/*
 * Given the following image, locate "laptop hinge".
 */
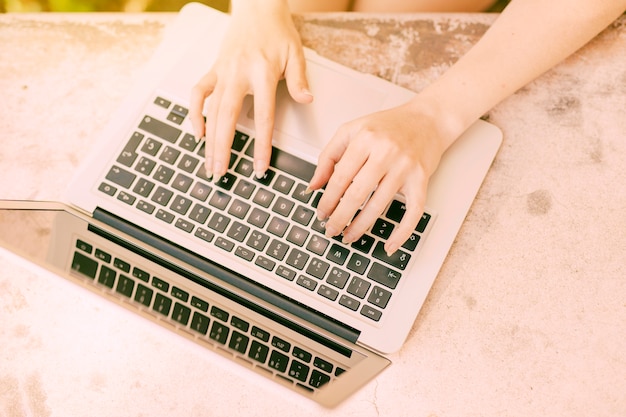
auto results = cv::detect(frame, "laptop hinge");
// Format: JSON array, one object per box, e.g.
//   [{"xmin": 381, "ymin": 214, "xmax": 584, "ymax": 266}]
[{"xmin": 92, "ymin": 207, "xmax": 361, "ymax": 347}]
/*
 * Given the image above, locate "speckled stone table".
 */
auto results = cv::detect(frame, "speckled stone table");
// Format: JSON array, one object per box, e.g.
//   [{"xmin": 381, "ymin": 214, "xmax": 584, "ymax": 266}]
[{"xmin": 1, "ymin": 11, "xmax": 625, "ymax": 417}]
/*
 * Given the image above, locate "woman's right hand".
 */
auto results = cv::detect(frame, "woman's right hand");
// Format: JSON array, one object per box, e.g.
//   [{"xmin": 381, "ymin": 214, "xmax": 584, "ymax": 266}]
[{"xmin": 189, "ymin": 0, "xmax": 313, "ymax": 181}]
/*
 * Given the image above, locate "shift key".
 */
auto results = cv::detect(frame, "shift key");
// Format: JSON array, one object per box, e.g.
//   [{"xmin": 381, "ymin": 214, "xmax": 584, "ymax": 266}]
[{"xmin": 139, "ymin": 115, "xmax": 181, "ymax": 143}]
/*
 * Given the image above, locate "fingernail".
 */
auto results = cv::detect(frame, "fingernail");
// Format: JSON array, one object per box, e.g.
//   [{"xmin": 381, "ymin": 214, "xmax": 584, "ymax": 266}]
[
  {"xmin": 213, "ymin": 161, "xmax": 224, "ymax": 180},
  {"xmin": 195, "ymin": 135, "xmax": 204, "ymax": 144},
  {"xmin": 254, "ymin": 160, "xmax": 265, "ymax": 179},
  {"xmin": 342, "ymin": 233, "xmax": 355, "ymax": 245},
  {"xmin": 304, "ymin": 187, "xmax": 313, "ymax": 195},
  {"xmin": 302, "ymin": 88, "xmax": 313, "ymax": 97},
  {"xmin": 317, "ymin": 210, "xmax": 327, "ymax": 221},
  {"xmin": 385, "ymin": 242, "xmax": 399, "ymax": 257},
  {"xmin": 325, "ymin": 224, "xmax": 338, "ymax": 237}
]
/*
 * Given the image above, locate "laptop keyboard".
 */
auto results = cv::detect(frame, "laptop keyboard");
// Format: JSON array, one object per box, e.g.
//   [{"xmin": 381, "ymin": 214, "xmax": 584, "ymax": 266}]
[
  {"xmin": 70, "ymin": 237, "xmax": 346, "ymax": 392},
  {"xmin": 98, "ymin": 94, "xmax": 433, "ymax": 324}
]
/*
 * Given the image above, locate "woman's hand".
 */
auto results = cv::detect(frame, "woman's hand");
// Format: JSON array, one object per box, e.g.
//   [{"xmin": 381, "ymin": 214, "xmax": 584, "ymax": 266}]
[
  {"xmin": 308, "ymin": 99, "xmax": 453, "ymax": 255},
  {"xmin": 189, "ymin": 0, "xmax": 313, "ymax": 180}
]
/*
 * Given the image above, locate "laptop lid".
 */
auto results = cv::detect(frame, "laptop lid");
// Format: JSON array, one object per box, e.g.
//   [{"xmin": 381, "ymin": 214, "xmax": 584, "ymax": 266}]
[
  {"xmin": 0, "ymin": 200, "xmax": 390, "ymax": 407},
  {"xmin": 65, "ymin": 3, "xmax": 502, "ymax": 354}
]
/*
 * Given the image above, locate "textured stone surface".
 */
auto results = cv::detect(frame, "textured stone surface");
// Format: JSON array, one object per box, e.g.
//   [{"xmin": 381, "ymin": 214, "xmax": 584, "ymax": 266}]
[{"xmin": 1, "ymin": 12, "xmax": 625, "ymax": 417}]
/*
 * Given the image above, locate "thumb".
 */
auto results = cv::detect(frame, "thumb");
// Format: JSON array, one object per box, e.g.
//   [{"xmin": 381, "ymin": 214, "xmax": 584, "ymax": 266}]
[{"xmin": 284, "ymin": 47, "xmax": 314, "ymax": 104}]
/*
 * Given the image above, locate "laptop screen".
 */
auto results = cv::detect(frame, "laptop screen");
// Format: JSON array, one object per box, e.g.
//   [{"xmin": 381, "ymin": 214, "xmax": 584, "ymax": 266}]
[{"xmin": 0, "ymin": 200, "xmax": 390, "ymax": 407}]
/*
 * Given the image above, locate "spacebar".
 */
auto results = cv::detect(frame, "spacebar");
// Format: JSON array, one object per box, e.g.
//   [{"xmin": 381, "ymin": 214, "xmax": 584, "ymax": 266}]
[{"xmin": 245, "ymin": 140, "xmax": 317, "ymax": 182}]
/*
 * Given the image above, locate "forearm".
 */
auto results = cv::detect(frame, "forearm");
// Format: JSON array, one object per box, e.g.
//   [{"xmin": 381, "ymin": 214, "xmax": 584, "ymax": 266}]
[{"xmin": 418, "ymin": 0, "xmax": 626, "ymax": 147}]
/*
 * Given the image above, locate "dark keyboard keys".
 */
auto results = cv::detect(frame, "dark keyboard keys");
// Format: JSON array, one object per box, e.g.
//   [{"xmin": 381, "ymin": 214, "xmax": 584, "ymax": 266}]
[
  {"xmin": 249, "ymin": 340, "xmax": 270, "ymax": 363},
  {"xmin": 209, "ymin": 321, "xmax": 229, "ymax": 344},
  {"xmin": 229, "ymin": 331, "xmax": 249, "ymax": 354},
  {"xmin": 367, "ymin": 262, "xmax": 402, "ymax": 289},
  {"xmin": 269, "ymin": 350, "xmax": 290, "ymax": 373},
  {"xmin": 416, "ymin": 212, "xmax": 432, "ymax": 233},
  {"xmin": 190, "ymin": 312, "xmax": 210, "ymax": 335},
  {"xmin": 134, "ymin": 284, "xmax": 153, "ymax": 307},
  {"xmin": 115, "ymin": 275, "xmax": 134, "ymax": 298},
  {"xmin": 172, "ymin": 303, "xmax": 191, "ymax": 326},
  {"xmin": 372, "ymin": 241, "xmax": 411, "ymax": 270},
  {"xmin": 117, "ymin": 132, "xmax": 143, "ymax": 167},
  {"xmin": 138, "ymin": 115, "xmax": 181, "ymax": 143},
  {"xmin": 71, "ymin": 251, "xmax": 98, "ymax": 279},
  {"xmin": 105, "ymin": 165, "xmax": 136, "ymax": 189}
]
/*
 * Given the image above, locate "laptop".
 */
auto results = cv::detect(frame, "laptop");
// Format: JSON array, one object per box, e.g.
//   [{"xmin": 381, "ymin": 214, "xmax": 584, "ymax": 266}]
[{"xmin": 0, "ymin": 2, "xmax": 502, "ymax": 407}]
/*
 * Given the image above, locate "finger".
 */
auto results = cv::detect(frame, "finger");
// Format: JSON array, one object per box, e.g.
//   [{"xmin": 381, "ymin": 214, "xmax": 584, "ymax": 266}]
[
  {"xmin": 284, "ymin": 46, "xmax": 314, "ymax": 104},
  {"xmin": 308, "ymin": 123, "xmax": 351, "ymax": 191},
  {"xmin": 384, "ymin": 177, "xmax": 428, "ymax": 256},
  {"xmin": 251, "ymin": 74, "xmax": 279, "ymax": 178},
  {"xmin": 189, "ymin": 71, "xmax": 217, "ymax": 140},
  {"xmin": 212, "ymin": 83, "xmax": 247, "ymax": 178}
]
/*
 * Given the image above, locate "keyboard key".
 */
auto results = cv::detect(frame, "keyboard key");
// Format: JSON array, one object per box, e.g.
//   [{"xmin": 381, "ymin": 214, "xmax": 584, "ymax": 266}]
[
  {"xmin": 113, "ymin": 258, "xmax": 130, "ymax": 273},
  {"xmin": 154, "ymin": 165, "xmax": 175, "ymax": 184},
  {"xmin": 346, "ymin": 252, "xmax": 369, "ymax": 274},
  {"xmin": 207, "ymin": 213, "xmax": 230, "ymax": 233},
  {"xmin": 305, "ymin": 258, "xmax": 330, "ymax": 280},
  {"xmin": 267, "ymin": 217, "xmax": 289, "ymax": 237},
  {"xmin": 135, "ymin": 157, "xmax": 157, "ymax": 176},
  {"xmin": 159, "ymin": 145, "xmax": 180, "ymax": 164},
  {"xmin": 190, "ymin": 296, "xmax": 209, "ymax": 312},
  {"xmin": 306, "ymin": 235, "xmax": 329, "ymax": 256},
  {"xmin": 248, "ymin": 340, "xmax": 269, "ymax": 363},
  {"xmin": 273, "ymin": 174, "xmax": 295, "ymax": 194},
  {"xmin": 372, "ymin": 242, "xmax": 411, "ymax": 270},
  {"xmin": 226, "ymin": 222, "xmax": 250, "ymax": 242},
  {"xmin": 271, "ymin": 336, "xmax": 291, "ymax": 352},
  {"xmin": 190, "ymin": 182, "xmax": 212, "ymax": 202},
  {"xmin": 368, "ymin": 286, "xmax": 392, "ymax": 309},
  {"xmin": 190, "ymin": 312, "xmax": 210, "ymax": 335},
  {"xmin": 351, "ymin": 234, "xmax": 375, "ymax": 253},
  {"xmin": 155, "ymin": 209, "xmax": 175, "ymax": 224},
  {"xmin": 309, "ymin": 370, "xmax": 331, "ymax": 389},
  {"xmin": 416, "ymin": 212, "xmax": 432, "ymax": 233},
  {"xmin": 117, "ymin": 132, "xmax": 143, "ymax": 167},
  {"xmin": 115, "ymin": 275, "xmax": 134, "ymax": 298},
  {"xmin": 154, "ymin": 96, "xmax": 171, "ymax": 109},
  {"xmin": 153, "ymin": 293, "xmax": 172, "ymax": 316},
  {"xmin": 276, "ymin": 265, "xmax": 297, "ymax": 281},
  {"xmin": 253, "ymin": 168, "xmax": 275, "ymax": 186},
  {"xmin": 286, "ymin": 225, "xmax": 309, "ymax": 246},
  {"xmin": 141, "ymin": 138, "xmax": 161, "ymax": 156},
  {"xmin": 231, "ymin": 316, "xmax": 250, "ymax": 332},
  {"xmin": 246, "ymin": 230, "xmax": 270, "ymax": 251},
  {"xmin": 229, "ymin": 331, "xmax": 250, "ymax": 354},
  {"xmin": 269, "ymin": 350, "xmax": 289, "ymax": 373},
  {"xmin": 317, "ymin": 284, "xmax": 339, "ymax": 301},
  {"xmin": 327, "ymin": 267, "xmax": 350, "ymax": 289},
  {"xmin": 289, "ymin": 360, "xmax": 310, "ymax": 382},
  {"xmin": 233, "ymin": 179, "xmax": 256, "ymax": 199},
  {"xmin": 153, "ymin": 186, "xmax": 175, "ymax": 206},
  {"xmin": 75, "ymin": 239, "xmax": 93, "ymax": 254},
  {"xmin": 97, "ymin": 265, "xmax": 117, "ymax": 288},
  {"xmin": 98, "ymin": 182, "xmax": 117, "ymax": 196},
  {"xmin": 347, "ymin": 276, "xmax": 370, "ymax": 299},
  {"xmin": 291, "ymin": 205, "xmax": 314, "ymax": 226},
  {"xmin": 247, "ymin": 207, "xmax": 269, "ymax": 228},
  {"xmin": 272, "ymin": 196, "xmax": 294, "ymax": 217},
  {"xmin": 292, "ymin": 347, "xmax": 312, "ymax": 363},
  {"xmin": 175, "ymin": 218, "xmax": 194, "ymax": 233},
  {"xmin": 251, "ymin": 326, "xmax": 270, "ymax": 342},
  {"xmin": 171, "ymin": 287, "xmax": 189, "ymax": 302},
  {"xmin": 235, "ymin": 246, "xmax": 255, "ymax": 262},
  {"xmin": 371, "ymin": 218, "xmax": 394, "ymax": 240},
  {"xmin": 195, "ymin": 227, "xmax": 215, "ymax": 243},
  {"xmin": 385, "ymin": 199, "xmax": 406, "ymax": 222},
  {"xmin": 133, "ymin": 178, "xmax": 155, "ymax": 197},
  {"xmin": 285, "ymin": 248, "xmax": 309, "ymax": 270},
  {"xmin": 208, "ymin": 190, "xmax": 231, "ymax": 210},
  {"xmin": 170, "ymin": 195, "xmax": 192, "ymax": 215},
  {"xmin": 252, "ymin": 188, "xmax": 275, "ymax": 208},
  {"xmin": 215, "ymin": 172, "xmax": 237, "ymax": 191},
  {"xmin": 326, "ymin": 243, "xmax": 349, "ymax": 265},
  {"xmin": 235, "ymin": 158, "xmax": 254, "ymax": 177},
  {"xmin": 189, "ymin": 204, "xmax": 211, "ymax": 224},
  {"xmin": 232, "ymin": 130, "xmax": 250, "ymax": 152},
  {"xmin": 209, "ymin": 322, "xmax": 229, "ymax": 345},
  {"xmin": 171, "ymin": 173, "xmax": 193, "ymax": 193},
  {"xmin": 367, "ymin": 262, "xmax": 401, "ymax": 289},
  {"xmin": 179, "ymin": 133, "xmax": 199, "ymax": 152},
  {"xmin": 402, "ymin": 232, "xmax": 420, "ymax": 251},
  {"xmin": 138, "ymin": 115, "xmax": 181, "ymax": 143},
  {"xmin": 360, "ymin": 304, "xmax": 382, "ymax": 322},
  {"xmin": 339, "ymin": 294, "xmax": 360, "ymax": 311},
  {"xmin": 70, "ymin": 252, "xmax": 98, "ymax": 279},
  {"xmin": 105, "ymin": 165, "xmax": 136, "ymax": 189},
  {"xmin": 134, "ymin": 284, "xmax": 153, "ymax": 307},
  {"xmin": 94, "ymin": 249, "xmax": 111, "ymax": 263},
  {"xmin": 152, "ymin": 276, "xmax": 169, "ymax": 292},
  {"xmin": 228, "ymin": 199, "xmax": 251, "ymax": 219},
  {"xmin": 132, "ymin": 267, "xmax": 150, "ymax": 282},
  {"xmin": 210, "ymin": 305, "xmax": 229, "ymax": 322},
  {"xmin": 292, "ymin": 183, "xmax": 313, "ymax": 204},
  {"xmin": 297, "ymin": 275, "xmax": 318, "ymax": 291},
  {"xmin": 137, "ymin": 200, "xmax": 155, "ymax": 214},
  {"xmin": 172, "ymin": 303, "xmax": 191, "ymax": 325},
  {"xmin": 313, "ymin": 357, "xmax": 334, "ymax": 373},
  {"xmin": 266, "ymin": 240, "xmax": 289, "ymax": 261},
  {"xmin": 215, "ymin": 237, "xmax": 235, "ymax": 252},
  {"xmin": 255, "ymin": 256, "xmax": 276, "ymax": 272}
]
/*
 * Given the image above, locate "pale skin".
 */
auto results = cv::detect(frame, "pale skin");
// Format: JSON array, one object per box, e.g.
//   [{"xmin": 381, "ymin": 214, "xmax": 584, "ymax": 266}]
[{"xmin": 190, "ymin": 0, "xmax": 626, "ymax": 255}]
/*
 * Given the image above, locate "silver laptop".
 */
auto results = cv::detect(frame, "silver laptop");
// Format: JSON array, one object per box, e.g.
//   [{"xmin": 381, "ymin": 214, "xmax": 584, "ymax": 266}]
[{"xmin": 0, "ymin": 3, "xmax": 501, "ymax": 407}]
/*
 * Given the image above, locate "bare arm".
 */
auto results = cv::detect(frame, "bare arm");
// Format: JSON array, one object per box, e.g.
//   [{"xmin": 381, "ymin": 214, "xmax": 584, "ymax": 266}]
[{"xmin": 310, "ymin": 0, "xmax": 626, "ymax": 254}]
